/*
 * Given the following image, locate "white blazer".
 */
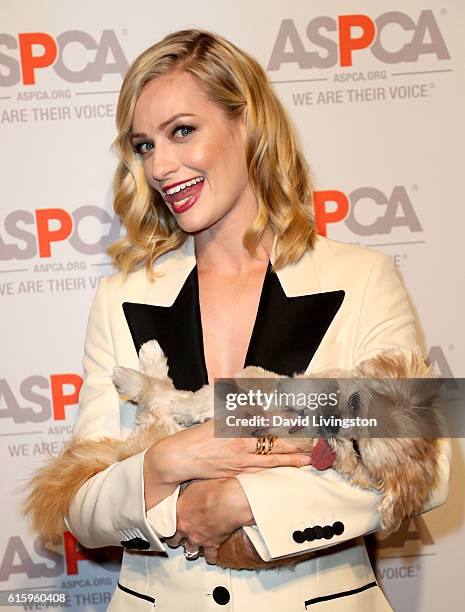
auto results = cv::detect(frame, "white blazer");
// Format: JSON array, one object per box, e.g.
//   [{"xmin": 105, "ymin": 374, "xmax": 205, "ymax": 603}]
[{"xmin": 66, "ymin": 234, "xmax": 451, "ymax": 612}]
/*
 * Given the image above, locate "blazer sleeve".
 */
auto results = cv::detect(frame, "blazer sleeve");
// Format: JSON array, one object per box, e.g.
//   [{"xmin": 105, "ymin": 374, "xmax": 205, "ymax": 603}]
[
  {"xmin": 235, "ymin": 253, "xmax": 452, "ymax": 561},
  {"xmin": 65, "ymin": 276, "xmax": 179, "ymax": 550}
]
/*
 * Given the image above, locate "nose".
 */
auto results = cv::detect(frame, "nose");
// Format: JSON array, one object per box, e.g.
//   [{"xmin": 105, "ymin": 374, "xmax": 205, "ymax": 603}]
[
  {"xmin": 149, "ymin": 141, "xmax": 179, "ymax": 185},
  {"xmin": 320, "ymin": 405, "xmax": 340, "ymax": 436},
  {"xmin": 321, "ymin": 421, "xmax": 340, "ymax": 436}
]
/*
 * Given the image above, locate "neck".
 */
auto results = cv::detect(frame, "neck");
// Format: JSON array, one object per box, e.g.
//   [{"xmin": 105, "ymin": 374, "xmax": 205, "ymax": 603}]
[{"xmin": 193, "ymin": 195, "xmax": 274, "ymax": 276}]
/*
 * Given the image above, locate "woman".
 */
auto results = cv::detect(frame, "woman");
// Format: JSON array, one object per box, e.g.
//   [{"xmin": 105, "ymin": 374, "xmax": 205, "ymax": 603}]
[{"xmin": 65, "ymin": 29, "xmax": 451, "ymax": 611}]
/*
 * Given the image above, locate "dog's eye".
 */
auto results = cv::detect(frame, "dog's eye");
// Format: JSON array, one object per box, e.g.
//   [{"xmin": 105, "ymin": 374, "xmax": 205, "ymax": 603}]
[{"xmin": 348, "ymin": 392, "xmax": 361, "ymax": 417}]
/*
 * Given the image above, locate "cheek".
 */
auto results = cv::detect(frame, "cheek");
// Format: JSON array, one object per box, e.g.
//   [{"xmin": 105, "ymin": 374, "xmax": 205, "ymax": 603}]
[
  {"xmin": 141, "ymin": 161, "xmax": 155, "ymax": 188},
  {"xmin": 189, "ymin": 132, "xmax": 236, "ymax": 174},
  {"xmin": 187, "ymin": 139, "xmax": 216, "ymax": 169}
]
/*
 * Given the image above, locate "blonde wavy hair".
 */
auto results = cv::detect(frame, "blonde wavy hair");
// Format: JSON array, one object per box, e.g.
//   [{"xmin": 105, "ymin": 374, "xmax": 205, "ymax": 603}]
[{"xmin": 108, "ymin": 28, "xmax": 316, "ymax": 279}]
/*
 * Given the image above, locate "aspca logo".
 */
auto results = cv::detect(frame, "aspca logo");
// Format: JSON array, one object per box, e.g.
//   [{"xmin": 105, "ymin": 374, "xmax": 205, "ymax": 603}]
[
  {"xmin": 375, "ymin": 515, "xmax": 434, "ymax": 556},
  {"xmin": 0, "ymin": 533, "xmax": 119, "ymax": 579},
  {"xmin": 0, "ymin": 373, "xmax": 82, "ymax": 423},
  {"xmin": 314, "ymin": 185, "xmax": 422, "ymax": 237},
  {"xmin": 426, "ymin": 345, "xmax": 455, "ymax": 378},
  {"xmin": 0, "ymin": 206, "xmax": 121, "ymax": 260},
  {"xmin": 268, "ymin": 10, "xmax": 450, "ymax": 70},
  {"xmin": 0, "ymin": 30, "xmax": 128, "ymax": 86}
]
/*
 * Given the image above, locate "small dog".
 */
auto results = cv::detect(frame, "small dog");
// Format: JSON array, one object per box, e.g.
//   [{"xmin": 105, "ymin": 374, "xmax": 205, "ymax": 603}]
[{"xmin": 23, "ymin": 341, "xmax": 445, "ymax": 570}]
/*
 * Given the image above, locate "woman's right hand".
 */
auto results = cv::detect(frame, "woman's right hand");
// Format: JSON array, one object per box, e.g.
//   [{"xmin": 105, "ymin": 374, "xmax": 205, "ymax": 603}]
[{"xmin": 143, "ymin": 420, "xmax": 313, "ymax": 510}]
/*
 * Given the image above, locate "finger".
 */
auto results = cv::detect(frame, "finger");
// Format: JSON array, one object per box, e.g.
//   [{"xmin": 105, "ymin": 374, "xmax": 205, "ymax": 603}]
[
  {"xmin": 165, "ymin": 532, "xmax": 186, "ymax": 548},
  {"xmin": 203, "ymin": 546, "xmax": 218, "ymax": 565},
  {"xmin": 275, "ymin": 437, "xmax": 315, "ymax": 453},
  {"xmin": 252, "ymin": 452, "xmax": 313, "ymax": 469},
  {"xmin": 245, "ymin": 436, "xmax": 314, "ymax": 455},
  {"xmin": 250, "ymin": 424, "xmax": 307, "ymax": 440}
]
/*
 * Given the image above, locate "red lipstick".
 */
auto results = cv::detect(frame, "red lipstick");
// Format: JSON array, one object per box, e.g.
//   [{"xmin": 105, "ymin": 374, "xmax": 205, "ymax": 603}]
[
  {"xmin": 164, "ymin": 181, "xmax": 204, "ymax": 214},
  {"xmin": 163, "ymin": 176, "xmax": 201, "ymax": 193}
]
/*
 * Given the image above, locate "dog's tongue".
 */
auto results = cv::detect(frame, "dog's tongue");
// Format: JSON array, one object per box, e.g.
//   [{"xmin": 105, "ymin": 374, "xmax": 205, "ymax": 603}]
[{"xmin": 311, "ymin": 438, "xmax": 335, "ymax": 470}]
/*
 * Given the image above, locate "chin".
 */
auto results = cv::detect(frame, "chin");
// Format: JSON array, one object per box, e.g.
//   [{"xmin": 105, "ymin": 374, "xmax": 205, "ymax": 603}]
[
  {"xmin": 175, "ymin": 216, "xmax": 209, "ymax": 234},
  {"xmin": 175, "ymin": 209, "xmax": 223, "ymax": 235}
]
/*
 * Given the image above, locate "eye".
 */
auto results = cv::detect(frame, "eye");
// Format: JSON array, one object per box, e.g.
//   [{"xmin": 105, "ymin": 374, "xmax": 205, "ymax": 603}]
[
  {"xmin": 348, "ymin": 392, "xmax": 361, "ymax": 417},
  {"xmin": 172, "ymin": 124, "xmax": 195, "ymax": 139},
  {"xmin": 133, "ymin": 141, "xmax": 154, "ymax": 155}
]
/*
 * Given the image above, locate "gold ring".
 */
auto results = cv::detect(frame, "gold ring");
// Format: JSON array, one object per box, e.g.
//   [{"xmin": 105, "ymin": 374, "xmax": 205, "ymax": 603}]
[
  {"xmin": 255, "ymin": 434, "xmax": 277, "ymax": 455},
  {"xmin": 255, "ymin": 436, "xmax": 266, "ymax": 455},
  {"xmin": 267, "ymin": 434, "xmax": 277, "ymax": 453}
]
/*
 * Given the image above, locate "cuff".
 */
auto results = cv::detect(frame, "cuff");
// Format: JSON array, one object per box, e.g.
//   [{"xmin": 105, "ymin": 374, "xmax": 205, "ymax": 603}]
[
  {"xmin": 146, "ymin": 486, "xmax": 180, "ymax": 538},
  {"xmin": 67, "ymin": 450, "xmax": 167, "ymax": 552},
  {"xmin": 235, "ymin": 466, "xmax": 381, "ymax": 560}
]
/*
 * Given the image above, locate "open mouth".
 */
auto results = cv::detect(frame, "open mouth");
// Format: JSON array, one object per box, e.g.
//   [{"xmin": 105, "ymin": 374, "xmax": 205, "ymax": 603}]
[{"xmin": 163, "ymin": 177, "xmax": 205, "ymax": 214}]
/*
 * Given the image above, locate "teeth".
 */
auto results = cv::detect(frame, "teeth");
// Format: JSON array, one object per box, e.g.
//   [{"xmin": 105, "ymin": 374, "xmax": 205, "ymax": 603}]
[
  {"xmin": 174, "ymin": 195, "xmax": 190, "ymax": 206},
  {"xmin": 166, "ymin": 176, "xmax": 204, "ymax": 195}
]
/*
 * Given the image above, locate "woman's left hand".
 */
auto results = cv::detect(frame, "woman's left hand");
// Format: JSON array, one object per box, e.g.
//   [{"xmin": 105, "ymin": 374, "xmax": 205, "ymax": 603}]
[{"xmin": 165, "ymin": 477, "xmax": 254, "ymax": 564}]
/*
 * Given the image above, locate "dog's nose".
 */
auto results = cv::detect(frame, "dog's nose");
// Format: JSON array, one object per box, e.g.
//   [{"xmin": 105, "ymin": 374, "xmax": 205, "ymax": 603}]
[
  {"xmin": 319, "ymin": 412, "xmax": 340, "ymax": 435},
  {"xmin": 317, "ymin": 405, "xmax": 341, "ymax": 436},
  {"xmin": 323, "ymin": 421, "xmax": 340, "ymax": 435}
]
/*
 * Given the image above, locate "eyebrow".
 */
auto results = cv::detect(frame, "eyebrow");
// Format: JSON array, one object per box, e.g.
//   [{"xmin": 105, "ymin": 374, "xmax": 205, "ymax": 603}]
[{"xmin": 131, "ymin": 113, "xmax": 197, "ymax": 139}]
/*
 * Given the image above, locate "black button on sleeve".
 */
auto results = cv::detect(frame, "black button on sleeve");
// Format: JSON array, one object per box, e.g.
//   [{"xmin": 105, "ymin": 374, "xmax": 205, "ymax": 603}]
[
  {"xmin": 212, "ymin": 586, "xmax": 230, "ymax": 605},
  {"xmin": 120, "ymin": 537, "xmax": 150, "ymax": 550},
  {"xmin": 313, "ymin": 525, "xmax": 324, "ymax": 539},
  {"xmin": 303, "ymin": 527, "xmax": 315, "ymax": 541},
  {"xmin": 292, "ymin": 530, "xmax": 305, "ymax": 543},
  {"xmin": 332, "ymin": 521, "xmax": 345, "ymax": 536},
  {"xmin": 323, "ymin": 525, "xmax": 334, "ymax": 539}
]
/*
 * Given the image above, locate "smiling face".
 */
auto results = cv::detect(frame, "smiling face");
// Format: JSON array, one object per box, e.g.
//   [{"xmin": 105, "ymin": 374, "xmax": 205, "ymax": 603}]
[{"xmin": 131, "ymin": 70, "xmax": 254, "ymax": 234}]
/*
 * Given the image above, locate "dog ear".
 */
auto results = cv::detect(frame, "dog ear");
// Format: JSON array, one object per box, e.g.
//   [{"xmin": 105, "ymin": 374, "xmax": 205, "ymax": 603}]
[
  {"xmin": 138, "ymin": 339, "xmax": 169, "ymax": 378},
  {"xmin": 112, "ymin": 367, "xmax": 146, "ymax": 402},
  {"xmin": 376, "ymin": 438, "xmax": 442, "ymax": 533}
]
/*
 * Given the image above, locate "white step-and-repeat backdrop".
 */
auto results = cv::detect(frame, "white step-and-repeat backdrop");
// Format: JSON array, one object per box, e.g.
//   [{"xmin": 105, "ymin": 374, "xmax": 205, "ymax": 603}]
[{"xmin": 1, "ymin": 0, "xmax": 464, "ymax": 610}]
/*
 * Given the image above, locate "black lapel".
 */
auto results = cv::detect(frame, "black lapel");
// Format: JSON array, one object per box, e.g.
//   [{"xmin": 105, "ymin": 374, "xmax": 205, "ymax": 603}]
[
  {"xmin": 123, "ymin": 267, "xmax": 207, "ymax": 392},
  {"xmin": 244, "ymin": 266, "xmax": 344, "ymax": 376},
  {"xmin": 123, "ymin": 264, "xmax": 344, "ymax": 391}
]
